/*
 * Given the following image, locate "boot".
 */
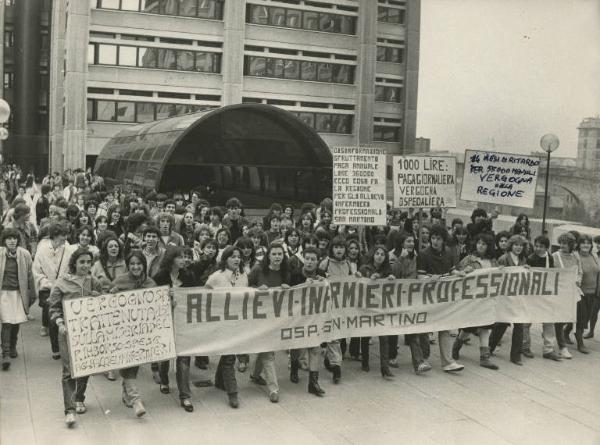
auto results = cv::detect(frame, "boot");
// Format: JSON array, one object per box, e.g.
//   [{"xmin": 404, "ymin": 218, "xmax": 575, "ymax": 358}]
[
  {"xmin": 290, "ymin": 359, "xmax": 299, "ymax": 384},
  {"xmin": 9, "ymin": 325, "xmax": 18, "ymax": 358},
  {"xmin": 332, "ymin": 365, "xmax": 341, "ymax": 384},
  {"xmin": 1, "ymin": 325, "xmax": 10, "ymax": 371},
  {"xmin": 575, "ymin": 333, "xmax": 590, "ymax": 354},
  {"xmin": 452, "ymin": 337, "xmax": 464, "ymax": 360},
  {"xmin": 1, "ymin": 353, "xmax": 9, "ymax": 371},
  {"xmin": 479, "ymin": 347, "xmax": 499, "ymax": 370},
  {"xmin": 308, "ymin": 371, "xmax": 325, "ymax": 397}
]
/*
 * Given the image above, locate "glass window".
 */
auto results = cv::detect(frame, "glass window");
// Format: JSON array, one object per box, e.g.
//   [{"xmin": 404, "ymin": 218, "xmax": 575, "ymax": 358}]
[
  {"xmin": 283, "ymin": 59, "xmax": 299, "ymax": 79},
  {"xmin": 119, "ymin": 46, "xmax": 138, "ymax": 66},
  {"xmin": 286, "ymin": 9, "xmax": 301, "ymax": 28},
  {"xmin": 136, "ymin": 102, "xmax": 155, "ymax": 122},
  {"xmin": 377, "ymin": 7, "xmax": 387, "ymax": 21},
  {"xmin": 270, "ymin": 7, "xmax": 286, "ymax": 26},
  {"xmin": 121, "ymin": 0, "xmax": 140, "ymax": 11},
  {"xmin": 315, "ymin": 114, "xmax": 333, "ymax": 133},
  {"xmin": 116, "ymin": 102, "xmax": 136, "ymax": 122},
  {"xmin": 141, "ymin": 0, "xmax": 159, "ymax": 13},
  {"xmin": 87, "ymin": 100, "xmax": 94, "ymax": 121},
  {"xmin": 387, "ymin": 87, "xmax": 401, "ymax": 102},
  {"xmin": 96, "ymin": 100, "xmax": 116, "ymax": 121},
  {"xmin": 177, "ymin": 50, "xmax": 195, "ymax": 70},
  {"xmin": 375, "ymin": 85, "xmax": 386, "ymax": 102},
  {"xmin": 319, "ymin": 14, "xmax": 337, "ymax": 32},
  {"xmin": 303, "ymin": 11, "xmax": 319, "ymax": 30},
  {"xmin": 335, "ymin": 115, "xmax": 352, "ymax": 134},
  {"xmin": 156, "ymin": 103, "xmax": 177, "ymax": 119},
  {"xmin": 317, "ymin": 63, "xmax": 332, "ymax": 82},
  {"xmin": 388, "ymin": 8, "xmax": 402, "ymax": 24},
  {"xmin": 138, "ymin": 47, "xmax": 157, "ymax": 68},
  {"xmin": 248, "ymin": 4, "xmax": 269, "ymax": 25},
  {"xmin": 87, "ymin": 44, "xmax": 96, "ymax": 64},
  {"xmin": 160, "ymin": 0, "xmax": 179, "ymax": 15},
  {"xmin": 297, "ymin": 112, "xmax": 315, "ymax": 128},
  {"xmin": 157, "ymin": 49, "xmax": 177, "ymax": 69},
  {"xmin": 97, "ymin": 44, "xmax": 117, "ymax": 64},
  {"xmin": 332, "ymin": 64, "xmax": 352, "ymax": 84},
  {"xmin": 338, "ymin": 15, "xmax": 355, "ymax": 34},
  {"xmin": 301, "ymin": 61, "xmax": 317, "ymax": 81},
  {"xmin": 99, "ymin": 0, "xmax": 120, "ymax": 9},
  {"xmin": 265, "ymin": 58, "xmax": 284, "ymax": 78},
  {"xmin": 376, "ymin": 46, "xmax": 387, "ymax": 62},
  {"xmin": 178, "ymin": 0, "xmax": 196, "ymax": 16},
  {"xmin": 246, "ymin": 56, "xmax": 266, "ymax": 76},
  {"xmin": 197, "ymin": 0, "xmax": 220, "ymax": 19},
  {"xmin": 390, "ymin": 47, "xmax": 402, "ymax": 63},
  {"xmin": 195, "ymin": 52, "xmax": 216, "ymax": 72}
]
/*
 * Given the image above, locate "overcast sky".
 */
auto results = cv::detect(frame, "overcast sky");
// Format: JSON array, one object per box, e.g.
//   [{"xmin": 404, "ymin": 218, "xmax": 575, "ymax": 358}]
[{"xmin": 416, "ymin": 0, "xmax": 600, "ymax": 158}]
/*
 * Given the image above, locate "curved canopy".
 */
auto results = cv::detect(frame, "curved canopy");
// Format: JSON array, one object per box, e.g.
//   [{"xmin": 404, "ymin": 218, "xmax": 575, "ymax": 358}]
[{"xmin": 95, "ymin": 104, "xmax": 333, "ymax": 206}]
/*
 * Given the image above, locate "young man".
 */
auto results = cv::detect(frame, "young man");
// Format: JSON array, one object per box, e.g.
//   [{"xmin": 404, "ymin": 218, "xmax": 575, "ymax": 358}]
[
  {"xmin": 142, "ymin": 227, "xmax": 165, "ymax": 278},
  {"xmin": 417, "ymin": 225, "xmax": 464, "ymax": 372},
  {"xmin": 157, "ymin": 213, "xmax": 185, "ymax": 248},
  {"xmin": 222, "ymin": 197, "xmax": 248, "ymax": 242}
]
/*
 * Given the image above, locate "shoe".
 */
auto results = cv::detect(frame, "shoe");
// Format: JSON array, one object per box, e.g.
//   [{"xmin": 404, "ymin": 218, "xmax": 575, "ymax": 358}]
[
  {"xmin": 543, "ymin": 352, "xmax": 562, "ymax": 362},
  {"xmin": 237, "ymin": 361, "xmax": 247, "ymax": 373},
  {"xmin": 559, "ymin": 347, "xmax": 572, "ymax": 359},
  {"xmin": 332, "ymin": 365, "xmax": 341, "ymax": 384},
  {"xmin": 52, "ymin": 352, "xmax": 61, "ymax": 360},
  {"xmin": 65, "ymin": 412, "xmax": 76, "ymax": 428},
  {"xmin": 105, "ymin": 370, "xmax": 117, "ymax": 381},
  {"xmin": 191, "ymin": 379, "xmax": 213, "ymax": 388},
  {"xmin": 388, "ymin": 358, "xmax": 399, "ymax": 368},
  {"xmin": 575, "ymin": 333, "xmax": 590, "ymax": 354},
  {"xmin": 180, "ymin": 399, "xmax": 194, "ymax": 412},
  {"xmin": 9, "ymin": 349, "xmax": 17, "ymax": 359},
  {"xmin": 290, "ymin": 359, "xmax": 299, "ymax": 384},
  {"xmin": 2, "ymin": 355, "xmax": 10, "ymax": 371},
  {"xmin": 269, "ymin": 391, "xmax": 279, "ymax": 403},
  {"xmin": 250, "ymin": 374, "xmax": 267, "ymax": 386},
  {"xmin": 511, "ymin": 359, "xmax": 523, "ymax": 366},
  {"xmin": 133, "ymin": 400, "xmax": 146, "ymax": 417},
  {"xmin": 75, "ymin": 402, "xmax": 86, "ymax": 414},
  {"xmin": 361, "ymin": 363, "xmax": 370, "ymax": 372},
  {"xmin": 228, "ymin": 393, "xmax": 239, "ymax": 409},
  {"xmin": 308, "ymin": 371, "xmax": 325, "ymax": 397},
  {"xmin": 381, "ymin": 368, "xmax": 394, "ymax": 379},
  {"xmin": 40, "ymin": 327, "xmax": 49, "ymax": 337},
  {"xmin": 416, "ymin": 361, "xmax": 432, "ymax": 374},
  {"xmin": 159, "ymin": 384, "xmax": 170, "ymax": 394},
  {"xmin": 583, "ymin": 331, "xmax": 594, "ymax": 339},
  {"xmin": 521, "ymin": 349, "xmax": 534, "ymax": 359},
  {"xmin": 479, "ymin": 347, "xmax": 499, "ymax": 370},
  {"xmin": 452, "ymin": 338, "xmax": 464, "ymax": 360},
  {"xmin": 442, "ymin": 362, "xmax": 464, "ymax": 373}
]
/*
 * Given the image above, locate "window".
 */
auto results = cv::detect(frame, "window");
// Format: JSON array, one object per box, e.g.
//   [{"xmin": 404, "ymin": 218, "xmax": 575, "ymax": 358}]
[
  {"xmin": 270, "ymin": 7, "xmax": 286, "ymax": 26},
  {"xmin": 373, "ymin": 125, "xmax": 401, "ymax": 142},
  {"xmin": 97, "ymin": 44, "xmax": 117, "ymax": 64},
  {"xmin": 247, "ymin": 56, "xmax": 266, "ymax": 76},
  {"xmin": 265, "ymin": 58, "xmax": 284, "ymax": 78},
  {"xmin": 377, "ymin": 6, "xmax": 405, "ymax": 24},
  {"xmin": 99, "ymin": 0, "xmax": 120, "ymax": 9},
  {"xmin": 284, "ymin": 60, "xmax": 299, "ymax": 79},
  {"xmin": 248, "ymin": 4, "xmax": 269, "ymax": 25},
  {"xmin": 375, "ymin": 85, "xmax": 402, "ymax": 102},
  {"xmin": 301, "ymin": 61, "xmax": 317, "ymax": 81},
  {"xmin": 160, "ymin": 0, "xmax": 179, "ymax": 15},
  {"xmin": 377, "ymin": 46, "xmax": 403, "ymax": 63},
  {"xmin": 142, "ymin": 0, "xmax": 160, "ymax": 13},
  {"xmin": 286, "ymin": 9, "xmax": 301, "ymax": 28},
  {"xmin": 157, "ymin": 49, "xmax": 177, "ymax": 70},
  {"xmin": 3, "ymin": 72, "xmax": 14, "ymax": 90},
  {"xmin": 195, "ymin": 52, "xmax": 220, "ymax": 72},
  {"xmin": 119, "ymin": 46, "xmax": 138, "ymax": 66},
  {"xmin": 98, "ymin": 0, "xmax": 223, "ymax": 18},
  {"xmin": 317, "ymin": 63, "xmax": 332, "ymax": 82},
  {"xmin": 178, "ymin": 0, "xmax": 196, "ymax": 16},
  {"xmin": 332, "ymin": 64, "xmax": 353, "ymax": 83},
  {"xmin": 303, "ymin": 11, "xmax": 319, "ymax": 30},
  {"xmin": 121, "ymin": 0, "xmax": 140, "ymax": 10},
  {"xmin": 297, "ymin": 113, "xmax": 315, "ymax": 128},
  {"xmin": 315, "ymin": 114, "xmax": 333, "ymax": 132},
  {"xmin": 177, "ymin": 50, "xmax": 195, "ymax": 71},
  {"xmin": 96, "ymin": 100, "xmax": 117, "ymax": 121},
  {"xmin": 88, "ymin": 44, "xmax": 96, "ymax": 64},
  {"xmin": 116, "ymin": 101, "xmax": 136, "ymax": 122},
  {"xmin": 138, "ymin": 47, "xmax": 158, "ymax": 68},
  {"xmin": 245, "ymin": 56, "xmax": 354, "ymax": 84}
]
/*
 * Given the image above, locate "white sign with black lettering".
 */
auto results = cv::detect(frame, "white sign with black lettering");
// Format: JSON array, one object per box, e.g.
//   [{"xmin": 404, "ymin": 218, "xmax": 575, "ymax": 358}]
[{"xmin": 332, "ymin": 147, "xmax": 387, "ymax": 226}]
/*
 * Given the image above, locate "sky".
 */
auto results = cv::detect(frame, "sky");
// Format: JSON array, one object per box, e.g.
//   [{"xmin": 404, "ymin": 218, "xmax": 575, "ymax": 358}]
[{"xmin": 416, "ymin": 0, "xmax": 600, "ymax": 158}]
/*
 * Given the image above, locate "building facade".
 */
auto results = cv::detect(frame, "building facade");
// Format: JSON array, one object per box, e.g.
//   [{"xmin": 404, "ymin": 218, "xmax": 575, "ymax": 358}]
[
  {"xmin": 48, "ymin": 0, "xmax": 420, "ymax": 172},
  {"xmin": 576, "ymin": 116, "xmax": 600, "ymax": 171}
]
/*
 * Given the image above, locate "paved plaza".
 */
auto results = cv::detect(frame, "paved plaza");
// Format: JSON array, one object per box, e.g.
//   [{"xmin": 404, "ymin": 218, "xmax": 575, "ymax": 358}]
[{"xmin": 2, "ymin": 306, "xmax": 600, "ymax": 445}]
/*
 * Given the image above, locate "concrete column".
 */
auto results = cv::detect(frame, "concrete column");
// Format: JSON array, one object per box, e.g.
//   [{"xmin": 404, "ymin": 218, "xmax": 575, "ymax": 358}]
[
  {"xmin": 0, "ymin": 1, "xmax": 5, "ymax": 99},
  {"xmin": 13, "ymin": 0, "xmax": 41, "ymax": 170},
  {"xmin": 221, "ymin": 0, "xmax": 245, "ymax": 105},
  {"xmin": 356, "ymin": 0, "xmax": 377, "ymax": 146},
  {"xmin": 403, "ymin": 0, "xmax": 420, "ymax": 154},
  {"xmin": 49, "ymin": 0, "xmax": 66, "ymax": 173},
  {"xmin": 62, "ymin": 1, "xmax": 90, "ymax": 170}
]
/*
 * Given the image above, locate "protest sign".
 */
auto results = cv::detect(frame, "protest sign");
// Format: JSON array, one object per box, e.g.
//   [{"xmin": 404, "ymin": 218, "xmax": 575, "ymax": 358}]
[
  {"xmin": 62, "ymin": 286, "xmax": 176, "ymax": 378},
  {"xmin": 461, "ymin": 150, "xmax": 541, "ymax": 208},
  {"xmin": 392, "ymin": 156, "xmax": 457, "ymax": 208},
  {"xmin": 332, "ymin": 146, "xmax": 387, "ymax": 226},
  {"xmin": 173, "ymin": 267, "xmax": 577, "ymax": 356}
]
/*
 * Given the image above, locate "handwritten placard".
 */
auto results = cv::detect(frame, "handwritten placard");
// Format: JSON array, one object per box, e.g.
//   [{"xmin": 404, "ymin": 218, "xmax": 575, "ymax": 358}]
[
  {"xmin": 332, "ymin": 147, "xmax": 387, "ymax": 226},
  {"xmin": 461, "ymin": 150, "xmax": 540, "ymax": 208},
  {"xmin": 63, "ymin": 286, "xmax": 176, "ymax": 378},
  {"xmin": 392, "ymin": 156, "xmax": 457, "ymax": 208}
]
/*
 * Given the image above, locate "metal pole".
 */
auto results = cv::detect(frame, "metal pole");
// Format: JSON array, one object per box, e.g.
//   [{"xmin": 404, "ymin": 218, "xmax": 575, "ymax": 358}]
[{"xmin": 542, "ymin": 150, "xmax": 551, "ymax": 234}]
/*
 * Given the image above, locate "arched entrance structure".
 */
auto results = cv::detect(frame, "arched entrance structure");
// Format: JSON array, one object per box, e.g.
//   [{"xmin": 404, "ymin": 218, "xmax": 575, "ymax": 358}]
[{"xmin": 94, "ymin": 104, "xmax": 333, "ymax": 206}]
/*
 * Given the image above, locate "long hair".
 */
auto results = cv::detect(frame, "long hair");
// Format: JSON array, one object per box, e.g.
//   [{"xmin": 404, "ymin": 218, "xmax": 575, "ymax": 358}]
[
  {"xmin": 218, "ymin": 246, "xmax": 244, "ymax": 273},
  {"xmin": 235, "ymin": 236, "xmax": 256, "ymax": 267},
  {"xmin": 125, "ymin": 249, "xmax": 148, "ymax": 278},
  {"xmin": 159, "ymin": 246, "xmax": 184, "ymax": 273},
  {"xmin": 393, "ymin": 231, "xmax": 415, "ymax": 259},
  {"xmin": 367, "ymin": 246, "xmax": 392, "ymax": 275},
  {"xmin": 75, "ymin": 224, "xmax": 96, "ymax": 246},
  {"xmin": 473, "ymin": 233, "xmax": 496, "ymax": 260},
  {"xmin": 68, "ymin": 248, "xmax": 94, "ymax": 274},
  {"xmin": 260, "ymin": 241, "xmax": 290, "ymax": 278}
]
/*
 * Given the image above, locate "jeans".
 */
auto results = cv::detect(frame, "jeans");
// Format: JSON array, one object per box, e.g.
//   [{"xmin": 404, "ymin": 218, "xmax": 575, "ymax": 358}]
[
  {"xmin": 437, "ymin": 330, "xmax": 456, "ymax": 367},
  {"xmin": 252, "ymin": 351, "xmax": 278, "ymax": 394},
  {"xmin": 59, "ymin": 330, "xmax": 89, "ymax": 413},
  {"xmin": 541, "ymin": 323, "xmax": 557, "ymax": 354},
  {"xmin": 490, "ymin": 323, "xmax": 524, "ymax": 362},
  {"xmin": 1, "ymin": 323, "xmax": 19, "ymax": 356},
  {"xmin": 120, "ymin": 366, "xmax": 141, "ymax": 404},
  {"xmin": 405, "ymin": 333, "xmax": 428, "ymax": 370},
  {"xmin": 578, "ymin": 294, "xmax": 594, "ymax": 334},
  {"xmin": 215, "ymin": 354, "xmax": 237, "ymax": 394},
  {"xmin": 554, "ymin": 323, "xmax": 566, "ymax": 349},
  {"xmin": 159, "ymin": 357, "xmax": 191, "ymax": 400},
  {"xmin": 290, "ymin": 347, "xmax": 320, "ymax": 371}
]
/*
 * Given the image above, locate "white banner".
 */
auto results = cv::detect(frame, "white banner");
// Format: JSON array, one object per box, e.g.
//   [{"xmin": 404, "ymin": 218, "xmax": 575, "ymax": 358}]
[
  {"xmin": 392, "ymin": 155, "xmax": 457, "ymax": 208},
  {"xmin": 332, "ymin": 146, "xmax": 387, "ymax": 226},
  {"xmin": 461, "ymin": 150, "xmax": 541, "ymax": 208}
]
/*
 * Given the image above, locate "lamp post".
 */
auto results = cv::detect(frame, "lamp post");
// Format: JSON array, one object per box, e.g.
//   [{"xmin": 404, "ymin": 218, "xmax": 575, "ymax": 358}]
[
  {"xmin": 540, "ymin": 133, "xmax": 560, "ymax": 234},
  {"xmin": 0, "ymin": 98, "xmax": 11, "ymax": 165}
]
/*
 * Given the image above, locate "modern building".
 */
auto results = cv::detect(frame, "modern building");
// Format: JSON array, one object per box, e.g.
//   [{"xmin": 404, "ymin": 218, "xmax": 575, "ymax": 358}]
[
  {"xmin": 0, "ymin": 0, "xmax": 52, "ymax": 174},
  {"xmin": 414, "ymin": 136, "xmax": 429, "ymax": 153},
  {"xmin": 47, "ymin": 0, "xmax": 421, "ymax": 173},
  {"xmin": 576, "ymin": 116, "xmax": 600, "ymax": 171}
]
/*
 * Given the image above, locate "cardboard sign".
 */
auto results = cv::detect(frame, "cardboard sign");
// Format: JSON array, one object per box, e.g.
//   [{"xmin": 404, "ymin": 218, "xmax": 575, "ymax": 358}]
[
  {"xmin": 392, "ymin": 156, "xmax": 457, "ymax": 208},
  {"xmin": 332, "ymin": 147, "xmax": 387, "ymax": 226},
  {"xmin": 461, "ymin": 150, "xmax": 541, "ymax": 208}
]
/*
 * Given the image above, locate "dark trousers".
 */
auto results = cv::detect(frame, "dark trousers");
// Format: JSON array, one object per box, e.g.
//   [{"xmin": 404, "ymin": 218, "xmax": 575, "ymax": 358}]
[
  {"xmin": 159, "ymin": 356, "xmax": 191, "ymax": 400},
  {"xmin": 405, "ymin": 333, "xmax": 428, "ymax": 370},
  {"xmin": 490, "ymin": 323, "xmax": 523, "ymax": 362},
  {"xmin": 587, "ymin": 296, "xmax": 600, "ymax": 333},
  {"xmin": 554, "ymin": 323, "xmax": 566, "ymax": 349},
  {"xmin": 577, "ymin": 294, "xmax": 594, "ymax": 334},
  {"xmin": 214, "ymin": 354, "xmax": 238, "ymax": 395},
  {"xmin": 387, "ymin": 335, "xmax": 399, "ymax": 360},
  {"xmin": 1, "ymin": 323, "xmax": 19, "ymax": 355},
  {"xmin": 359, "ymin": 336, "xmax": 390, "ymax": 371},
  {"xmin": 348, "ymin": 337, "xmax": 362, "ymax": 357},
  {"xmin": 41, "ymin": 294, "xmax": 60, "ymax": 354},
  {"xmin": 59, "ymin": 329, "xmax": 89, "ymax": 413}
]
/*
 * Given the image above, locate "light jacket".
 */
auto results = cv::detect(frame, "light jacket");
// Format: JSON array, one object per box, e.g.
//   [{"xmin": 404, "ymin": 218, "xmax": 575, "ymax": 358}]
[
  {"xmin": 91, "ymin": 258, "xmax": 127, "ymax": 292},
  {"xmin": 48, "ymin": 273, "xmax": 103, "ymax": 325},
  {"xmin": 0, "ymin": 247, "xmax": 36, "ymax": 313},
  {"xmin": 32, "ymin": 238, "xmax": 70, "ymax": 293},
  {"xmin": 205, "ymin": 269, "xmax": 249, "ymax": 288},
  {"xmin": 111, "ymin": 272, "xmax": 156, "ymax": 292}
]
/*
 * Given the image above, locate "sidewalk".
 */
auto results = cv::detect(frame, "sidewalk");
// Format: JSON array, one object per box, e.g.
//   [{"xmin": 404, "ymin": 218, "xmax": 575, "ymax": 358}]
[{"xmin": 2, "ymin": 306, "xmax": 600, "ymax": 445}]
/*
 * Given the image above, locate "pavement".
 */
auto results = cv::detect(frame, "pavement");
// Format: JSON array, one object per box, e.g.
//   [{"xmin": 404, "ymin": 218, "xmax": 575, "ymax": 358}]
[{"xmin": 2, "ymin": 305, "xmax": 600, "ymax": 445}]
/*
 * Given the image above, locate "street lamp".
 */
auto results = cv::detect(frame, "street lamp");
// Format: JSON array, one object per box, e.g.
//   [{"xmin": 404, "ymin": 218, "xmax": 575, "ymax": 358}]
[{"xmin": 540, "ymin": 133, "xmax": 560, "ymax": 234}]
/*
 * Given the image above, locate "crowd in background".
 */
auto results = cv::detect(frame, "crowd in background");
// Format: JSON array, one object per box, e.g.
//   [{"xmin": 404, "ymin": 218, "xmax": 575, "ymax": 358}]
[{"xmin": 0, "ymin": 164, "xmax": 598, "ymax": 428}]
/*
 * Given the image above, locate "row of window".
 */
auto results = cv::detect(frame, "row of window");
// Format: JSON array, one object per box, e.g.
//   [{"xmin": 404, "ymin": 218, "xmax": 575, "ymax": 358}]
[
  {"xmin": 88, "ymin": 43, "xmax": 222, "ymax": 73},
  {"xmin": 373, "ymin": 125, "xmax": 401, "ymax": 142},
  {"xmin": 87, "ymin": 99, "xmax": 214, "ymax": 122},
  {"xmin": 376, "ymin": 46, "xmax": 403, "ymax": 63},
  {"xmin": 291, "ymin": 112, "xmax": 352, "ymax": 134},
  {"xmin": 375, "ymin": 85, "xmax": 403, "ymax": 103},
  {"xmin": 96, "ymin": 0, "xmax": 224, "ymax": 20},
  {"xmin": 377, "ymin": 6, "xmax": 405, "ymax": 24},
  {"xmin": 581, "ymin": 139, "xmax": 600, "ymax": 150},
  {"xmin": 244, "ymin": 56, "xmax": 354, "ymax": 84},
  {"xmin": 246, "ymin": 4, "xmax": 356, "ymax": 35}
]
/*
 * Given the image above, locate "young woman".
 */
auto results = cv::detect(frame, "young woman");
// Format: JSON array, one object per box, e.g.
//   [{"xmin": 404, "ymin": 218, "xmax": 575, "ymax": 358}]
[
  {"xmin": 248, "ymin": 241, "xmax": 291, "ymax": 403},
  {"xmin": 573, "ymin": 234, "xmax": 598, "ymax": 354},
  {"xmin": 110, "ymin": 251, "xmax": 156, "ymax": 418},
  {"xmin": 284, "ymin": 228, "xmax": 301, "ymax": 258},
  {"xmin": 448, "ymin": 226, "xmax": 469, "ymax": 265},
  {"xmin": 215, "ymin": 227, "xmax": 231, "ymax": 261},
  {"xmin": 489, "ymin": 235, "xmax": 529, "ymax": 365},
  {"xmin": 297, "ymin": 211, "xmax": 315, "ymax": 238},
  {"xmin": 67, "ymin": 225, "xmax": 99, "ymax": 260},
  {"xmin": 179, "ymin": 211, "xmax": 197, "ymax": 247},
  {"xmin": 248, "ymin": 227, "xmax": 267, "ymax": 263},
  {"xmin": 192, "ymin": 225, "xmax": 212, "ymax": 261},
  {"xmin": 152, "ymin": 246, "xmax": 197, "ymax": 412},
  {"xmin": 451, "ymin": 233, "xmax": 499, "ymax": 370},
  {"xmin": 47, "ymin": 248, "xmax": 102, "ymax": 427},
  {"xmin": 107, "ymin": 205, "xmax": 124, "ymax": 238},
  {"xmin": 235, "ymin": 237, "xmax": 257, "ymax": 275},
  {"xmin": 192, "ymin": 238, "xmax": 219, "ymax": 286},
  {"xmin": 357, "ymin": 246, "xmax": 395, "ymax": 378},
  {"xmin": 0, "ymin": 228, "xmax": 36, "ymax": 371},
  {"xmin": 94, "ymin": 215, "xmax": 109, "ymax": 241},
  {"xmin": 91, "ymin": 237, "xmax": 126, "ymax": 293},
  {"xmin": 205, "ymin": 246, "xmax": 249, "ymax": 409}
]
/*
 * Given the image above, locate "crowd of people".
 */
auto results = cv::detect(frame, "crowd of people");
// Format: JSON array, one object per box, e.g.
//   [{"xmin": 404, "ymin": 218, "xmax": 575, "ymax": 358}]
[{"xmin": 0, "ymin": 164, "xmax": 598, "ymax": 428}]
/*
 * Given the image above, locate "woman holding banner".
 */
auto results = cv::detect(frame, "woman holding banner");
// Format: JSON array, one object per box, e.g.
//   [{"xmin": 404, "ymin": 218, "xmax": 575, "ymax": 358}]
[
  {"xmin": 47, "ymin": 248, "xmax": 103, "ymax": 428},
  {"xmin": 205, "ymin": 245, "xmax": 249, "ymax": 408},
  {"xmin": 110, "ymin": 250, "xmax": 156, "ymax": 418},
  {"xmin": 573, "ymin": 234, "xmax": 599, "ymax": 354}
]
